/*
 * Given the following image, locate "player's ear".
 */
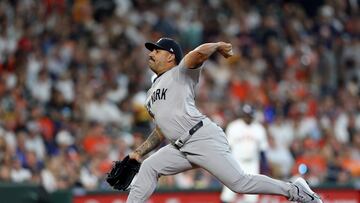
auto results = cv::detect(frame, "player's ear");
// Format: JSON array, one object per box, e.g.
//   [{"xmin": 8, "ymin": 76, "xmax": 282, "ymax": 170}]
[{"xmin": 167, "ymin": 53, "xmax": 176, "ymax": 64}]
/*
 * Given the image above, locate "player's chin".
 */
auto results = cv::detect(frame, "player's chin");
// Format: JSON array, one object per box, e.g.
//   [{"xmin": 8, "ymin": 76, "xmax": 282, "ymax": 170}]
[{"xmin": 149, "ymin": 64, "xmax": 157, "ymax": 73}]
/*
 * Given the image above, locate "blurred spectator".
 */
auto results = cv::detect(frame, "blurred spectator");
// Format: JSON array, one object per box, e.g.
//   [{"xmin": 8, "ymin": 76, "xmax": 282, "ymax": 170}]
[
  {"xmin": 10, "ymin": 157, "xmax": 31, "ymax": 183},
  {"xmin": 29, "ymin": 69, "xmax": 52, "ymax": 103},
  {"xmin": 174, "ymin": 170, "xmax": 196, "ymax": 189},
  {"xmin": 0, "ymin": 166, "xmax": 11, "ymax": 182},
  {"xmin": 80, "ymin": 158, "xmax": 102, "ymax": 190},
  {"xmin": 24, "ymin": 123, "xmax": 46, "ymax": 160},
  {"xmin": 82, "ymin": 123, "xmax": 110, "ymax": 156},
  {"xmin": 84, "ymin": 91, "xmax": 123, "ymax": 125},
  {"xmin": 41, "ymin": 158, "xmax": 59, "ymax": 192},
  {"xmin": 267, "ymin": 134, "xmax": 294, "ymax": 179}
]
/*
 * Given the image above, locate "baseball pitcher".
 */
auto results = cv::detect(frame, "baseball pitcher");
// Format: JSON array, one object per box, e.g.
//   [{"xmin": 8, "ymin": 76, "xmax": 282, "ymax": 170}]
[{"xmin": 107, "ymin": 37, "xmax": 322, "ymax": 203}]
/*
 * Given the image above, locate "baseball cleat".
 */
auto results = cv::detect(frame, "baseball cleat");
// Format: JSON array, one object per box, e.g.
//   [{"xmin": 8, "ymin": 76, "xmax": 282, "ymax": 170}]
[{"xmin": 289, "ymin": 177, "xmax": 323, "ymax": 203}]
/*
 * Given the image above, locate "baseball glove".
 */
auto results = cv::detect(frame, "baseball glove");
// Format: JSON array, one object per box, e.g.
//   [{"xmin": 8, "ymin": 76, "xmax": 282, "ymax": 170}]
[{"xmin": 106, "ymin": 155, "xmax": 141, "ymax": 190}]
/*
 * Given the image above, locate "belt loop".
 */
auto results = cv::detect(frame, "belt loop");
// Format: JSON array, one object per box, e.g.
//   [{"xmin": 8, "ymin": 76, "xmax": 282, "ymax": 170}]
[{"xmin": 189, "ymin": 121, "xmax": 203, "ymax": 135}]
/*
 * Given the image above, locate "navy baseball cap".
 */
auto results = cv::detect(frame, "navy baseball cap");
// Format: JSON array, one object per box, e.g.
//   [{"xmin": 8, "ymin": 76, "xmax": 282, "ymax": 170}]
[{"xmin": 145, "ymin": 38, "xmax": 183, "ymax": 64}]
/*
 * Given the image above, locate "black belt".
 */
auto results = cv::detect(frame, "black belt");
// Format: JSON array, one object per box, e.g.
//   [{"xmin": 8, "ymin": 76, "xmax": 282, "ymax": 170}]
[{"xmin": 174, "ymin": 120, "xmax": 203, "ymax": 149}]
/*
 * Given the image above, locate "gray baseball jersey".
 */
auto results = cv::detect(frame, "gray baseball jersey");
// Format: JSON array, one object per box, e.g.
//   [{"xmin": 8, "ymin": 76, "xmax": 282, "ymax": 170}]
[
  {"xmin": 145, "ymin": 60, "xmax": 206, "ymax": 142},
  {"xmin": 127, "ymin": 60, "xmax": 292, "ymax": 203}
]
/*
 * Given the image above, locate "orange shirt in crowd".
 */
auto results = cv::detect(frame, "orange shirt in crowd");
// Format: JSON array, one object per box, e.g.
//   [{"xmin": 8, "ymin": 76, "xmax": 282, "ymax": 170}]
[
  {"xmin": 230, "ymin": 80, "xmax": 250, "ymax": 102},
  {"xmin": 342, "ymin": 158, "xmax": 360, "ymax": 177},
  {"xmin": 292, "ymin": 154, "xmax": 327, "ymax": 175},
  {"xmin": 82, "ymin": 133, "xmax": 110, "ymax": 155}
]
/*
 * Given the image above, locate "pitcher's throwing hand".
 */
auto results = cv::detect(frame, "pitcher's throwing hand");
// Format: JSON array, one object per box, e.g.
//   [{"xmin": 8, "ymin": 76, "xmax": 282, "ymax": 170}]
[{"xmin": 217, "ymin": 42, "xmax": 233, "ymax": 58}]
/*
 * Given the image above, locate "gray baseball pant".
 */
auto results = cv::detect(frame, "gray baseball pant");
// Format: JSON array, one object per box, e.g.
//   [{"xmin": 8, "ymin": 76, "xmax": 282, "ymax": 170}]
[{"xmin": 126, "ymin": 119, "xmax": 291, "ymax": 203}]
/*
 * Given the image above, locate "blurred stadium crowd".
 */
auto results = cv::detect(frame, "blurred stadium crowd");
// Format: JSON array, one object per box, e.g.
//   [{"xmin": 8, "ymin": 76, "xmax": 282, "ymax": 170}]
[{"xmin": 0, "ymin": 0, "xmax": 359, "ymax": 193}]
